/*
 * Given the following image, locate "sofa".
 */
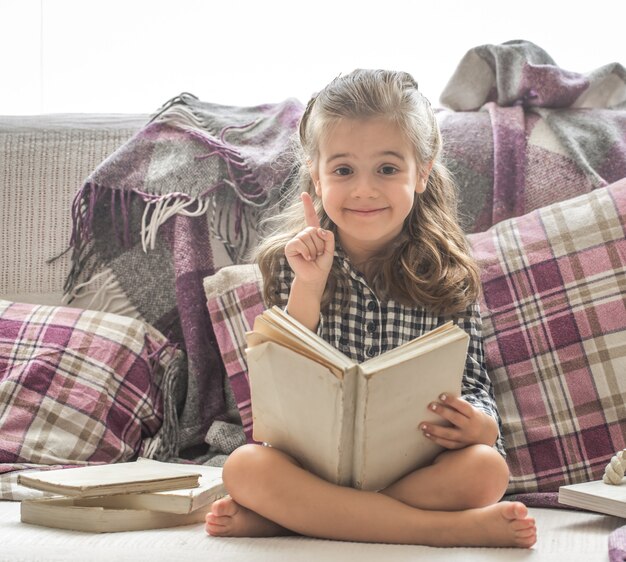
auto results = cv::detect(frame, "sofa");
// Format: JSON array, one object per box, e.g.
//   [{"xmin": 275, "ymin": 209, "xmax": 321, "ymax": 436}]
[{"xmin": 1, "ymin": 41, "xmax": 626, "ymax": 561}]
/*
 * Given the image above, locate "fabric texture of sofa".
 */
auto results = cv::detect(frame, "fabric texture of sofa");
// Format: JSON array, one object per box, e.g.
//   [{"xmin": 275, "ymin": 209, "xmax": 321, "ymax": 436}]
[{"xmin": 1, "ymin": 40, "xmax": 626, "ymax": 561}]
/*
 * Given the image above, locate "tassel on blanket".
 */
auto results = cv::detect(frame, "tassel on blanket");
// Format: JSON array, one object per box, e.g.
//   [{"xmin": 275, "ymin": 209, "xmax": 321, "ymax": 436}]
[
  {"xmin": 62, "ymin": 267, "xmax": 141, "ymax": 317},
  {"xmin": 141, "ymin": 196, "xmax": 210, "ymax": 252},
  {"xmin": 63, "ymin": 93, "xmax": 302, "ymax": 297},
  {"xmin": 141, "ymin": 346, "xmax": 186, "ymax": 461}
]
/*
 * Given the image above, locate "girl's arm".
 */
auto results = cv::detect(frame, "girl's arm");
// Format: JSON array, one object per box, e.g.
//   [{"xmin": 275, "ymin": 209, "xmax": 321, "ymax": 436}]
[{"xmin": 284, "ymin": 193, "xmax": 335, "ymax": 332}]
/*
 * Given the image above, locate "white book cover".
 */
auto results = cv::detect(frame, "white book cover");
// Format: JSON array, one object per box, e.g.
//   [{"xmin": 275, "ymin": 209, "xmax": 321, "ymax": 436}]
[
  {"xmin": 17, "ymin": 458, "xmax": 201, "ymax": 498},
  {"xmin": 20, "ymin": 497, "xmax": 213, "ymax": 533},
  {"xmin": 559, "ymin": 479, "xmax": 626, "ymax": 518}
]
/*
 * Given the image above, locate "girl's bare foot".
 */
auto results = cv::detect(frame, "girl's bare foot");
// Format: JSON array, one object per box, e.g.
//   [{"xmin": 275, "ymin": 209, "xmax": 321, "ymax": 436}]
[
  {"xmin": 205, "ymin": 496, "xmax": 292, "ymax": 538},
  {"xmin": 451, "ymin": 501, "xmax": 537, "ymax": 548}
]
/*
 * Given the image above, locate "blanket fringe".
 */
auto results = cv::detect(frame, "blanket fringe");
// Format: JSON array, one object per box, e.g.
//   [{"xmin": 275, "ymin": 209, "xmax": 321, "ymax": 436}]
[
  {"xmin": 141, "ymin": 196, "xmax": 210, "ymax": 253},
  {"xmin": 152, "ymin": 94, "xmax": 269, "ymax": 206},
  {"xmin": 62, "ymin": 267, "xmax": 141, "ymax": 317},
  {"xmin": 141, "ymin": 348, "xmax": 185, "ymax": 461}
]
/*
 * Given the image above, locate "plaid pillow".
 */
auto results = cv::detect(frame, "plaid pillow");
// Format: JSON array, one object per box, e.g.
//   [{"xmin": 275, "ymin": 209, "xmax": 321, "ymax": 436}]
[
  {"xmin": 0, "ymin": 300, "xmax": 182, "ymax": 499},
  {"xmin": 204, "ymin": 265, "xmax": 264, "ymax": 442},
  {"xmin": 469, "ymin": 178, "xmax": 626, "ymax": 494}
]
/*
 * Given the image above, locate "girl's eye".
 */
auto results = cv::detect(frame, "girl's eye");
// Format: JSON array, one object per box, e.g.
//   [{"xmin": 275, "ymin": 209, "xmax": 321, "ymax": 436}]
[
  {"xmin": 380, "ymin": 165, "xmax": 398, "ymax": 175},
  {"xmin": 333, "ymin": 166, "xmax": 352, "ymax": 176}
]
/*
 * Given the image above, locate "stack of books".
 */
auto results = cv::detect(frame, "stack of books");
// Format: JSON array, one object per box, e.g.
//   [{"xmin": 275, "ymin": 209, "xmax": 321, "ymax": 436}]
[{"xmin": 18, "ymin": 458, "xmax": 225, "ymax": 532}]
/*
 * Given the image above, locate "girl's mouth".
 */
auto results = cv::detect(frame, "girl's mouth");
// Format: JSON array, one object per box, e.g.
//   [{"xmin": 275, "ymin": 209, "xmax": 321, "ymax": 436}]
[{"xmin": 346, "ymin": 207, "xmax": 387, "ymax": 216}]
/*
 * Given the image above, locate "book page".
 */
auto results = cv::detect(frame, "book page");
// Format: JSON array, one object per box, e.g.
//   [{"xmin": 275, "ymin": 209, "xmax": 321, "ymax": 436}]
[
  {"xmin": 248, "ymin": 341, "xmax": 354, "ymax": 485},
  {"xmin": 352, "ymin": 333, "xmax": 468, "ymax": 491},
  {"xmin": 559, "ymin": 479, "xmax": 626, "ymax": 518},
  {"xmin": 249, "ymin": 308, "xmax": 352, "ymax": 377},
  {"xmin": 20, "ymin": 498, "xmax": 211, "ymax": 532},
  {"xmin": 264, "ymin": 307, "xmax": 353, "ymax": 369}
]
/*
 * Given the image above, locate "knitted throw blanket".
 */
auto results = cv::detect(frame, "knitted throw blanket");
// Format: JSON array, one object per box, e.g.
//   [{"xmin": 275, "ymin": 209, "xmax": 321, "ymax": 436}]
[
  {"xmin": 65, "ymin": 93, "xmax": 303, "ymax": 461},
  {"xmin": 438, "ymin": 40, "xmax": 626, "ymax": 233}
]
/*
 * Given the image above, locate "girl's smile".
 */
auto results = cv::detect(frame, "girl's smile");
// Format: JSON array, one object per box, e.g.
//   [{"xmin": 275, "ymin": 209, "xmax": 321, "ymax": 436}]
[{"xmin": 344, "ymin": 206, "xmax": 389, "ymax": 216}]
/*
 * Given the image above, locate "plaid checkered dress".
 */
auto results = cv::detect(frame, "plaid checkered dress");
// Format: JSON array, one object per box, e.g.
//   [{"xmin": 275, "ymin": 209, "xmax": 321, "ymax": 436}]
[{"xmin": 277, "ymin": 247, "xmax": 505, "ymax": 456}]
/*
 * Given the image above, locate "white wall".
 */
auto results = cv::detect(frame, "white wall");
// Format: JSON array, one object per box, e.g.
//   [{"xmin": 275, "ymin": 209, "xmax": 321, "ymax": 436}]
[{"xmin": 1, "ymin": 0, "xmax": 625, "ymax": 114}]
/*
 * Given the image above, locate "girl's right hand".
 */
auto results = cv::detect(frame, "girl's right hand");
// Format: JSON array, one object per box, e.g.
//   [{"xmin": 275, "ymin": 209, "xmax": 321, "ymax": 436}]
[{"xmin": 284, "ymin": 192, "xmax": 335, "ymax": 288}]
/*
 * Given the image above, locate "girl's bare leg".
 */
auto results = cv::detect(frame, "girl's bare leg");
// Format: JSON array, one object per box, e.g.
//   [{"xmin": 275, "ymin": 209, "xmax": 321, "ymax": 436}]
[
  {"xmin": 380, "ymin": 444, "xmax": 510, "ymax": 510},
  {"xmin": 205, "ymin": 444, "xmax": 536, "ymax": 547}
]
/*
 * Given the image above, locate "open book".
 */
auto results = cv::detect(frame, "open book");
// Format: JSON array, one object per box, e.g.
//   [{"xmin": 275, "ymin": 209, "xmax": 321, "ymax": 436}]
[
  {"xmin": 246, "ymin": 306, "xmax": 469, "ymax": 491},
  {"xmin": 19, "ymin": 459, "xmax": 226, "ymax": 532},
  {"xmin": 559, "ymin": 479, "xmax": 626, "ymax": 518}
]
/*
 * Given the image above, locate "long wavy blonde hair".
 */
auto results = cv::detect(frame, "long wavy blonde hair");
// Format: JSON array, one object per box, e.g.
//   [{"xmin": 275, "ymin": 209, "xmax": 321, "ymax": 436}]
[{"xmin": 254, "ymin": 69, "xmax": 480, "ymax": 316}]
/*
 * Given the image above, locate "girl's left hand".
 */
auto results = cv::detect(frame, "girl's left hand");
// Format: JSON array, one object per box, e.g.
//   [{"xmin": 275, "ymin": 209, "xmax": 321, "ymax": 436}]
[{"xmin": 419, "ymin": 394, "xmax": 498, "ymax": 449}]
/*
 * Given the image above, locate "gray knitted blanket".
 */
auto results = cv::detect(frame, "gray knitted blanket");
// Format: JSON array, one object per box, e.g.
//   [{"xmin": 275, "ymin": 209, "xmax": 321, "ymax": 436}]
[
  {"xmin": 438, "ymin": 40, "xmax": 626, "ymax": 232},
  {"xmin": 65, "ymin": 93, "xmax": 303, "ymax": 463}
]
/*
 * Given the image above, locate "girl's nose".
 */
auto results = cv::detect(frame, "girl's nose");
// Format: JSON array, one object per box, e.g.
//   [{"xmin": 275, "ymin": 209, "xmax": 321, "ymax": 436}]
[{"xmin": 351, "ymin": 179, "xmax": 377, "ymax": 198}]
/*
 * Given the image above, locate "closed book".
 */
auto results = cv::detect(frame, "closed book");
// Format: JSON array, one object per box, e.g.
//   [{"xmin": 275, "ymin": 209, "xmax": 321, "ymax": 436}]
[
  {"xmin": 17, "ymin": 458, "xmax": 201, "ymax": 498},
  {"xmin": 20, "ymin": 497, "xmax": 212, "ymax": 533},
  {"xmin": 558, "ymin": 479, "xmax": 626, "ymax": 518}
]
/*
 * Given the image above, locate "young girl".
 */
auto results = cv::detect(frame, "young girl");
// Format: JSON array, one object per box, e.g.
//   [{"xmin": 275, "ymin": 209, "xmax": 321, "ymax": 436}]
[{"xmin": 205, "ymin": 69, "xmax": 537, "ymax": 548}]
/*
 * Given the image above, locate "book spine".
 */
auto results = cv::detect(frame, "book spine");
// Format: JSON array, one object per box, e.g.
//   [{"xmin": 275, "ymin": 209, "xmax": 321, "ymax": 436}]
[
  {"xmin": 337, "ymin": 366, "xmax": 358, "ymax": 486},
  {"xmin": 351, "ymin": 367, "xmax": 368, "ymax": 489}
]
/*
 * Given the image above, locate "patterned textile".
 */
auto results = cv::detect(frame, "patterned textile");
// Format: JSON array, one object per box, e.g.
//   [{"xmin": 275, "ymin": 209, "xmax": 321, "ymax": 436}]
[
  {"xmin": 204, "ymin": 265, "xmax": 265, "ymax": 441},
  {"xmin": 0, "ymin": 299, "xmax": 183, "ymax": 500},
  {"xmin": 62, "ymin": 94, "xmax": 303, "ymax": 462},
  {"xmin": 274, "ymin": 248, "xmax": 505, "ymax": 456},
  {"xmin": 437, "ymin": 40, "xmax": 626, "ymax": 233},
  {"xmin": 468, "ymin": 178, "xmax": 626, "ymax": 494}
]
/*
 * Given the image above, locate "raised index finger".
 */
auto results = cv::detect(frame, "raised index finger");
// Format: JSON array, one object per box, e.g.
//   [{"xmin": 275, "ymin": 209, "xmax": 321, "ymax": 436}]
[{"xmin": 301, "ymin": 192, "xmax": 321, "ymax": 228}]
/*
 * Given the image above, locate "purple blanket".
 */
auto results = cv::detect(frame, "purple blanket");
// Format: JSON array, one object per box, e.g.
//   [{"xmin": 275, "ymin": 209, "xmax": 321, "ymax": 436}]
[
  {"xmin": 438, "ymin": 40, "xmax": 626, "ymax": 232},
  {"xmin": 64, "ymin": 94, "xmax": 303, "ymax": 462}
]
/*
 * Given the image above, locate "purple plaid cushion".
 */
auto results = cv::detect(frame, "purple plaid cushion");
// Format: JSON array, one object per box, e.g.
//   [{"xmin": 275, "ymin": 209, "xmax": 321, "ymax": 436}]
[
  {"xmin": 204, "ymin": 265, "xmax": 264, "ymax": 442},
  {"xmin": 469, "ymin": 178, "xmax": 626, "ymax": 494},
  {"xmin": 0, "ymin": 300, "xmax": 181, "ymax": 498}
]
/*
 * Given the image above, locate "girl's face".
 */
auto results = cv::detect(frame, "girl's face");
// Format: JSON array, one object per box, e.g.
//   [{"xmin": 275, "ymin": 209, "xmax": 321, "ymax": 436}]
[{"xmin": 310, "ymin": 117, "xmax": 429, "ymax": 265}]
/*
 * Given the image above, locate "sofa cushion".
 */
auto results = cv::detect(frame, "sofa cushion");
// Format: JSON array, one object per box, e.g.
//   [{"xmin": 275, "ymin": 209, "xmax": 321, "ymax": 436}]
[
  {"xmin": 0, "ymin": 299, "xmax": 182, "ymax": 497},
  {"xmin": 469, "ymin": 178, "xmax": 626, "ymax": 494}
]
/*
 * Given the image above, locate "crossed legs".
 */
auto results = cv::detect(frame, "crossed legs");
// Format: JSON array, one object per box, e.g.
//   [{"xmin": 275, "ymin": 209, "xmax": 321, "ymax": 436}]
[{"xmin": 205, "ymin": 444, "xmax": 536, "ymax": 547}]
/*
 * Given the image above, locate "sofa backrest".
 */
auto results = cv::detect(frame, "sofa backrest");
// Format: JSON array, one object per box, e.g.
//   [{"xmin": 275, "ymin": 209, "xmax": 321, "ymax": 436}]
[{"xmin": 0, "ymin": 114, "xmax": 147, "ymax": 305}]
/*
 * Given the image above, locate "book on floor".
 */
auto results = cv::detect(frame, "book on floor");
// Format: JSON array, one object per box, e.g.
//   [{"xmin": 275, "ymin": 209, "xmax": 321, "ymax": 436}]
[
  {"xmin": 246, "ymin": 306, "xmax": 469, "ymax": 492},
  {"xmin": 20, "ymin": 496, "xmax": 214, "ymax": 533},
  {"xmin": 19, "ymin": 459, "xmax": 226, "ymax": 532},
  {"xmin": 17, "ymin": 457, "xmax": 201, "ymax": 497},
  {"xmin": 558, "ymin": 478, "xmax": 626, "ymax": 518}
]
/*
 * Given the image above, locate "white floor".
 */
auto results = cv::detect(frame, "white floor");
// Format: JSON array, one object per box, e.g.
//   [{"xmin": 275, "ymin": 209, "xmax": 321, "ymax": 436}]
[{"xmin": 0, "ymin": 501, "xmax": 622, "ymax": 562}]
